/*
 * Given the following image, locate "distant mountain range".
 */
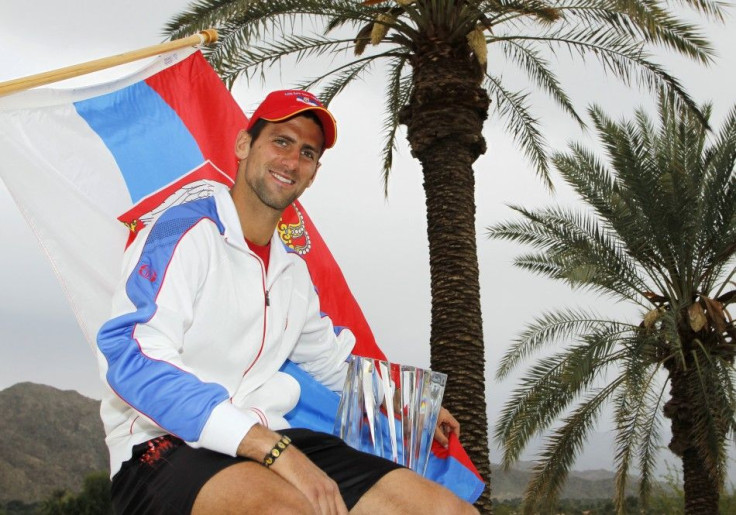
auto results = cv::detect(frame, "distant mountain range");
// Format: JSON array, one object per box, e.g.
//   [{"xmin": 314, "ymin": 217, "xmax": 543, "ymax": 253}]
[
  {"xmin": 0, "ymin": 382, "xmax": 633, "ymax": 504},
  {"xmin": 491, "ymin": 460, "xmax": 637, "ymax": 501},
  {"xmin": 0, "ymin": 382, "xmax": 107, "ymax": 504}
]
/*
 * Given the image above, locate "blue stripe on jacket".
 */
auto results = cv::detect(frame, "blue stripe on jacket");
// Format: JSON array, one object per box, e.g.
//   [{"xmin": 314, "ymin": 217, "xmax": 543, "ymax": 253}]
[{"xmin": 97, "ymin": 197, "xmax": 228, "ymax": 442}]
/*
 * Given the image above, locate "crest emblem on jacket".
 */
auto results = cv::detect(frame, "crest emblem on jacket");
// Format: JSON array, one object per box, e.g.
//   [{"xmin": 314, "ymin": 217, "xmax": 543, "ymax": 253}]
[{"xmin": 278, "ymin": 203, "xmax": 311, "ymax": 255}]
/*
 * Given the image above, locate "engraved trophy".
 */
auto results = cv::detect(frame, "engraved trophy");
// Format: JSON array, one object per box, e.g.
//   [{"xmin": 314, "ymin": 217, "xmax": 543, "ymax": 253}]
[{"xmin": 334, "ymin": 355, "xmax": 447, "ymax": 476}]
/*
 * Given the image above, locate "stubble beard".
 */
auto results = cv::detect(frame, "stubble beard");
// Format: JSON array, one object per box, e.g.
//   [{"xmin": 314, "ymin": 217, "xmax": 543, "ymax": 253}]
[{"xmin": 247, "ymin": 174, "xmax": 299, "ymax": 212}]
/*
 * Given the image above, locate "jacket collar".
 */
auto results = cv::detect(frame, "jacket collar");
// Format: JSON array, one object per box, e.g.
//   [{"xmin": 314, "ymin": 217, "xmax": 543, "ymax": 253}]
[{"xmin": 213, "ymin": 184, "xmax": 293, "ymax": 281}]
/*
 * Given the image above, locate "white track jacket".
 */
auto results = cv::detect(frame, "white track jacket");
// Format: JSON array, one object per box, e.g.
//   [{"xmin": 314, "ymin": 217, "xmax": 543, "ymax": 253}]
[{"xmin": 96, "ymin": 185, "xmax": 355, "ymax": 476}]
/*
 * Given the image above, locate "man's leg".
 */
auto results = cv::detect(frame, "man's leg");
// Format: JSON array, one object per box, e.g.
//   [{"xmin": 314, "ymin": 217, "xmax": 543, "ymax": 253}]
[
  {"xmin": 192, "ymin": 461, "xmax": 316, "ymax": 515},
  {"xmin": 113, "ymin": 435, "xmax": 322, "ymax": 514},
  {"xmin": 272, "ymin": 428, "xmax": 477, "ymax": 514},
  {"xmin": 351, "ymin": 468, "xmax": 479, "ymax": 515}
]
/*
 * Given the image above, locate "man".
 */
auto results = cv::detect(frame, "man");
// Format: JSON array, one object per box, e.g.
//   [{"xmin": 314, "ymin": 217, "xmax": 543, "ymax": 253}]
[{"xmin": 96, "ymin": 90, "xmax": 478, "ymax": 514}]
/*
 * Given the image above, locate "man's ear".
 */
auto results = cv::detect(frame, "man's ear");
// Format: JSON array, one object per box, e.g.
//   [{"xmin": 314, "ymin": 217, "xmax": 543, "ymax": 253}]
[{"xmin": 235, "ymin": 129, "xmax": 251, "ymax": 160}]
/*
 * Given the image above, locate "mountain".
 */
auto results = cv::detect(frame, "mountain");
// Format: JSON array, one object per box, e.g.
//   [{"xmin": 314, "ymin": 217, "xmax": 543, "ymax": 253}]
[
  {"xmin": 0, "ymin": 382, "xmax": 107, "ymax": 504},
  {"xmin": 491, "ymin": 462, "xmax": 637, "ymax": 500}
]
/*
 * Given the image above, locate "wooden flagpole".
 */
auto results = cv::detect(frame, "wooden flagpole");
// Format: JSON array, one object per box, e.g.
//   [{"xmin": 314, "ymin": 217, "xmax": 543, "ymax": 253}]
[{"xmin": 0, "ymin": 29, "xmax": 218, "ymax": 97}]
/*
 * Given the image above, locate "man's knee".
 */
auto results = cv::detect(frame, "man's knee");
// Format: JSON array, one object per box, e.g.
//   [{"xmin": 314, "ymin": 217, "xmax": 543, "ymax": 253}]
[
  {"xmin": 192, "ymin": 461, "xmax": 316, "ymax": 514},
  {"xmin": 414, "ymin": 484, "xmax": 479, "ymax": 515},
  {"xmin": 353, "ymin": 468, "xmax": 478, "ymax": 514},
  {"xmin": 247, "ymin": 487, "xmax": 316, "ymax": 515},
  {"xmin": 255, "ymin": 490, "xmax": 316, "ymax": 515}
]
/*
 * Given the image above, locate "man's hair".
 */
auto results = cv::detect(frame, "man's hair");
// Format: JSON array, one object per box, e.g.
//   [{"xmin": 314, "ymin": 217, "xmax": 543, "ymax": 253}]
[{"xmin": 247, "ymin": 111, "xmax": 325, "ymax": 154}]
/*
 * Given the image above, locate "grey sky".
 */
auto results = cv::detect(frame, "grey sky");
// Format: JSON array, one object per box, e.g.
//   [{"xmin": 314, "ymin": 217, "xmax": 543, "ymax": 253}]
[{"xmin": 0, "ymin": 1, "xmax": 734, "ymax": 474}]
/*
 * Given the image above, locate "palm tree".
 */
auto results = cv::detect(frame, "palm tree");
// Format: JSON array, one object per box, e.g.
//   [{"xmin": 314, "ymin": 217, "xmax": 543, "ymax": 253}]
[
  {"xmin": 488, "ymin": 94, "xmax": 736, "ymax": 514},
  {"xmin": 165, "ymin": 1, "xmax": 723, "ymax": 507}
]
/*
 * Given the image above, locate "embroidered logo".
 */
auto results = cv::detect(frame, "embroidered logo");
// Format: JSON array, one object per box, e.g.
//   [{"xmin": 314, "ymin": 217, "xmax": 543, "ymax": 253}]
[
  {"xmin": 124, "ymin": 219, "xmax": 143, "ymax": 233},
  {"xmin": 138, "ymin": 264, "xmax": 157, "ymax": 282},
  {"xmin": 296, "ymin": 94, "xmax": 320, "ymax": 107},
  {"xmin": 140, "ymin": 436, "xmax": 177, "ymax": 466}
]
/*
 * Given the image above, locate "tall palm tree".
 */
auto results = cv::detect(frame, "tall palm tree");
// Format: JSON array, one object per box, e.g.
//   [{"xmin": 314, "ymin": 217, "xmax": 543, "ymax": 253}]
[
  {"xmin": 488, "ymin": 94, "xmax": 736, "ymax": 514},
  {"xmin": 165, "ymin": 1, "xmax": 723, "ymax": 507}
]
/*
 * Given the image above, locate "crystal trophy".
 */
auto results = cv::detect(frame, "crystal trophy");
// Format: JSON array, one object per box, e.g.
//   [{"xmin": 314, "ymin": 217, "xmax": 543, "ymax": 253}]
[{"xmin": 334, "ymin": 355, "xmax": 447, "ymax": 476}]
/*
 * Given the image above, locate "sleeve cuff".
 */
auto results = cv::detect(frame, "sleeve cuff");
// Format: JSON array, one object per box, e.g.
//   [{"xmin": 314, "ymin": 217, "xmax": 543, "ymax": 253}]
[{"xmin": 188, "ymin": 399, "xmax": 258, "ymax": 456}]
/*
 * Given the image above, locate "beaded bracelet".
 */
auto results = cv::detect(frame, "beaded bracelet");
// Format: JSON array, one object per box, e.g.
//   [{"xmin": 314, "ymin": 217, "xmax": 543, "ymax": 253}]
[{"xmin": 262, "ymin": 434, "xmax": 292, "ymax": 468}]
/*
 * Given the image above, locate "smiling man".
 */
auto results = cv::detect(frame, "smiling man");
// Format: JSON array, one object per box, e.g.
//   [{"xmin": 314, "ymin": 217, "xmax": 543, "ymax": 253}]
[{"xmin": 96, "ymin": 90, "xmax": 477, "ymax": 514}]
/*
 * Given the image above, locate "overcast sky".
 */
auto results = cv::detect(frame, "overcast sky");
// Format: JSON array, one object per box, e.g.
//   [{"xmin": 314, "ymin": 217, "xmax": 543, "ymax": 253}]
[{"xmin": 0, "ymin": 1, "xmax": 734, "ymax": 473}]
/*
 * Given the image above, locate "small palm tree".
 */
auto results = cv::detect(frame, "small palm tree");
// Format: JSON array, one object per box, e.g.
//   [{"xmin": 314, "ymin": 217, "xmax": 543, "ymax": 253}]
[
  {"xmin": 488, "ymin": 94, "xmax": 736, "ymax": 514},
  {"xmin": 165, "ymin": 1, "xmax": 723, "ymax": 507}
]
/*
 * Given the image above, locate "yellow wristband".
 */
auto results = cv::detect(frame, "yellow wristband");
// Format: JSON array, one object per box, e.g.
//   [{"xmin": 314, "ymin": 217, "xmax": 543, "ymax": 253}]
[{"xmin": 262, "ymin": 434, "xmax": 292, "ymax": 468}]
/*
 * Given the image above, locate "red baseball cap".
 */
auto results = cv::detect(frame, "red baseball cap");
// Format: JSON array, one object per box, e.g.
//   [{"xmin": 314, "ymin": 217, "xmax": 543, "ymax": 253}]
[{"xmin": 247, "ymin": 90, "xmax": 337, "ymax": 149}]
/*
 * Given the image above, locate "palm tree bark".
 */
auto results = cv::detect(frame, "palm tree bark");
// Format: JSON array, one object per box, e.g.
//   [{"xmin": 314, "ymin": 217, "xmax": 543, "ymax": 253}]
[
  {"xmin": 665, "ymin": 367, "xmax": 720, "ymax": 514},
  {"xmin": 399, "ymin": 40, "xmax": 492, "ymax": 511},
  {"xmin": 682, "ymin": 447, "xmax": 720, "ymax": 514}
]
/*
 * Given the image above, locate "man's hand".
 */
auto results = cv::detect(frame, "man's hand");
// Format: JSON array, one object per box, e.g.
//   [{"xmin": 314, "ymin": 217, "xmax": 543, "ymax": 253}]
[
  {"xmin": 238, "ymin": 425, "xmax": 348, "ymax": 515},
  {"xmin": 270, "ymin": 443, "xmax": 348, "ymax": 515},
  {"xmin": 433, "ymin": 407, "xmax": 460, "ymax": 448}
]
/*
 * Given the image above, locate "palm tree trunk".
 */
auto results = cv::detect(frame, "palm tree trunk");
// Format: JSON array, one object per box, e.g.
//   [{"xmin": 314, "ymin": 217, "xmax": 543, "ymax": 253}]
[
  {"xmin": 665, "ymin": 368, "xmax": 720, "ymax": 514},
  {"xmin": 682, "ymin": 448, "xmax": 720, "ymax": 514},
  {"xmin": 399, "ymin": 41, "xmax": 492, "ymax": 511}
]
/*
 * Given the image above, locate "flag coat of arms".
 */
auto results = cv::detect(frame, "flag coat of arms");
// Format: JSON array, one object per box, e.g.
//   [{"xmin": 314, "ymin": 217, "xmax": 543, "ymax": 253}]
[{"xmin": 0, "ymin": 48, "xmax": 484, "ymax": 502}]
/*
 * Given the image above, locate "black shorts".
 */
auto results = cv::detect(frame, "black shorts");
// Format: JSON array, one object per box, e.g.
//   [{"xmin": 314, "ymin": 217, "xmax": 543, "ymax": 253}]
[{"xmin": 111, "ymin": 428, "xmax": 403, "ymax": 514}]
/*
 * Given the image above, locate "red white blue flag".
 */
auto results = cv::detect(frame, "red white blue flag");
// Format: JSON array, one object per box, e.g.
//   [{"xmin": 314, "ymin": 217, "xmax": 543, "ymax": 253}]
[{"xmin": 0, "ymin": 48, "xmax": 483, "ymax": 502}]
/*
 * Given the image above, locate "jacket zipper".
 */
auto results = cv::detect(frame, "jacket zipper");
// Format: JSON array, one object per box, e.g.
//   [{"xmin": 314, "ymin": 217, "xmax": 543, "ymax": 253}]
[{"xmin": 243, "ymin": 252, "xmax": 268, "ymax": 377}]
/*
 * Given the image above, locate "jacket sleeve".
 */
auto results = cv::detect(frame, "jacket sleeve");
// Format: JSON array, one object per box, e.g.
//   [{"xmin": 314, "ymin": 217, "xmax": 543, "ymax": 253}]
[
  {"xmin": 287, "ymin": 269, "xmax": 356, "ymax": 392},
  {"xmin": 96, "ymin": 207, "xmax": 257, "ymax": 457}
]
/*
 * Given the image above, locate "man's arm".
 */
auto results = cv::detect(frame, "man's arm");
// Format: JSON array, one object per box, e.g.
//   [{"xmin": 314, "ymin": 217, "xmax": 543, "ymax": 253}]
[
  {"xmin": 237, "ymin": 424, "xmax": 348, "ymax": 515},
  {"xmin": 97, "ymin": 205, "xmax": 258, "ymax": 457},
  {"xmin": 286, "ymin": 265, "xmax": 356, "ymax": 390}
]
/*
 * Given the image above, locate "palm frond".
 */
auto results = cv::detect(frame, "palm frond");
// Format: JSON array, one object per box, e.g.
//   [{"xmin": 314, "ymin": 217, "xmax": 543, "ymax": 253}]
[
  {"xmin": 170, "ymin": 0, "xmax": 335, "ymax": 44},
  {"xmin": 495, "ymin": 38, "xmax": 584, "ymax": 126},
  {"xmin": 293, "ymin": 56, "xmax": 376, "ymax": 103},
  {"xmin": 484, "ymin": 74, "xmax": 551, "ymax": 188},
  {"xmin": 509, "ymin": 25, "xmax": 706, "ymax": 125},
  {"xmin": 522, "ymin": 378, "xmax": 622, "ymax": 510},
  {"xmin": 567, "ymin": 0, "xmax": 715, "ymax": 64},
  {"xmin": 213, "ymin": 34, "xmax": 358, "ymax": 86},
  {"xmin": 496, "ymin": 331, "xmax": 623, "ymax": 466},
  {"xmin": 491, "ymin": 204, "xmax": 654, "ymax": 301},
  {"xmin": 496, "ymin": 309, "xmax": 627, "ymax": 379},
  {"xmin": 669, "ymin": 0, "xmax": 727, "ymax": 20},
  {"xmin": 165, "ymin": 0, "xmax": 255, "ymax": 39},
  {"xmin": 688, "ymin": 348, "xmax": 733, "ymax": 485},
  {"xmin": 697, "ymin": 105, "xmax": 736, "ymax": 290},
  {"xmin": 634, "ymin": 379, "xmax": 668, "ymax": 511},
  {"xmin": 551, "ymin": 132, "xmax": 678, "ymax": 300},
  {"xmin": 612, "ymin": 339, "xmax": 666, "ymax": 512},
  {"xmin": 479, "ymin": 0, "xmax": 563, "ymax": 26},
  {"xmin": 379, "ymin": 56, "xmax": 412, "ymax": 195}
]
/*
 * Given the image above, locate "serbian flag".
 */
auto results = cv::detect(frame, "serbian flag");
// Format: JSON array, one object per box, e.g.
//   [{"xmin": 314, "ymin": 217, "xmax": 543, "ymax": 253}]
[{"xmin": 0, "ymin": 47, "xmax": 483, "ymax": 502}]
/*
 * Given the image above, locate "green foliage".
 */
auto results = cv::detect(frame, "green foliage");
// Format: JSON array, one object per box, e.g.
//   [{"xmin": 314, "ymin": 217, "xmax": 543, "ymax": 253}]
[
  {"xmin": 488, "ymin": 95, "xmax": 736, "ymax": 513},
  {"xmin": 0, "ymin": 471, "xmax": 110, "ymax": 515},
  {"xmin": 492, "ymin": 471, "xmax": 736, "ymax": 513},
  {"xmin": 163, "ymin": 0, "xmax": 722, "ymax": 189},
  {"xmin": 492, "ymin": 495, "xmax": 677, "ymax": 514},
  {"xmin": 39, "ymin": 472, "xmax": 111, "ymax": 515},
  {"xmin": 0, "ymin": 500, "xmax": 39, "ymax": 515},
  {"xmin": 647, "ymin": 463, "xmax": 736, "ymax": 514}
]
